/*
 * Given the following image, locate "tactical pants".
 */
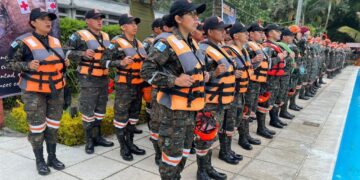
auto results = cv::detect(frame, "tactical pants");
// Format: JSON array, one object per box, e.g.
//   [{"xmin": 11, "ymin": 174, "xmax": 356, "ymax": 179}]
[
  {"xmin": 158, "ymin": 104, "xmax": 196, "ymax": 179},
  {"xmin": 113, "ymin": 84, "xmax": 142, "ymax": 129},
  {"xmin": 22, "ymin": 89, "xmax": 64, "ymax": 149},
  {"xmin": 223, "ymin": 93, "xmax": 245, "ymax": 135},
  {"xmin": 278, "ymin": 75, "xmax": 291, "ymax": 104},
  {"xmin": 194, "ymin": 104, "xmax": 225, "ymax": 157},
  {"xmin": 149, "ymin": 89, "xmax": 160, "ymax": 141},
  {"xmin": 265, "ymin": 76, "xmax": 282, "ymax": 108},
  {"xmin": 244, "ymin": 81, "xmax": 261, "ymax": 115},
  {"xmin": 79, "ymin": 86, "xmax": 108, "ymax": 129}
]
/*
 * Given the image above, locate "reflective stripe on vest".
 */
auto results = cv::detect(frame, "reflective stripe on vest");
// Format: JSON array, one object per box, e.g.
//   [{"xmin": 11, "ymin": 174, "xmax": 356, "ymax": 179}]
[
  {"xmin": 200, "ymin": 43, "xmax": 235, "ymax": 105},
  {"xmin": 77, "ymin": 30, "xmax": 110, "ymax": 77},
  {"xmin": 112, "ymin": 37, "xmax": 147, "ymax": 85},
  {"xmin": 224, "ymin": 45, "xmax": 253, "ymax": 93},
  {"xmin": 263, "ymin": 41, "xmax": 285, "ymax": 76},
  {"xmin": 17, "ymin": 33, "xmax": 65, "ymax": 93},
  {"xmin": 156, "ymin": 34, "xmax": 206, "ymax": 111}
]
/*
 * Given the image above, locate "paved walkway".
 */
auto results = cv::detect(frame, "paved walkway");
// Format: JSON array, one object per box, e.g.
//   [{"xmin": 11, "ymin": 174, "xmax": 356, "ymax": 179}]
[{"xmin": 0, "ymin": 66, "xmax": 357, "ymax": 180}]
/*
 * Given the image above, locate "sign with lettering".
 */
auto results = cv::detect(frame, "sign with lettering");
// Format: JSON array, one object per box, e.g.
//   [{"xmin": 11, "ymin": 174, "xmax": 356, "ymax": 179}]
[{"xmin": 0, "ymin": 0, "xmax": 60, "ymax": 98}]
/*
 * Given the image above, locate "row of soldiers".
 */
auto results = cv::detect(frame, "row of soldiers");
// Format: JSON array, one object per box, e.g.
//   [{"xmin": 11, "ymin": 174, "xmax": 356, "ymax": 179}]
[{"xmin": 5, "ymin": 0, "xmax": 350, "ymax": 179}]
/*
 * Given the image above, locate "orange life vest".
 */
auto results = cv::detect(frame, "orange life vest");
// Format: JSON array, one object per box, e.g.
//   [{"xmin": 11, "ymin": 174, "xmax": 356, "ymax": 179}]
[
  {"xmin": 17, "ymin": 33, "xmax": 65, "ymax": 93},
  {"xmin": 156, "ymin": 34, "xmax": 206, "ymax": 111},
  {"xmin": 263, "ymin": 40, "xmax": 285, "ymax": 76},
  {"xmin": 112, "ymin": 36, "xmax": 147, "ymax": 85},
  {"xmin": 77, "ymin": 30, "xmax": 110, "ymax": 77},
  {"xmin": 200, "ymin": 42, "xmax": 235, "ymax": 105},
  {"xmin": 247, "ymin": 41, "xmax": 268, "ymax": 82},
  {"xmin": 223, "ymin": 45, "xmax": 253, "ymax": 93}
]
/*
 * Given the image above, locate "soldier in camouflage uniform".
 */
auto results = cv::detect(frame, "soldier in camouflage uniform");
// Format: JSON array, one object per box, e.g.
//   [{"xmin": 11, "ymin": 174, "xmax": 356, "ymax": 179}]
[
  {"xmin": 6, "ymin": 8, "xmax": 67, "ymax": 175},
  {"xmin": 108, "ymin": 14, "xmax": 147, "ymax": 161},
  {"xmin": 277, "ymin": 28, "xmax": 296, "ymax": 120},
  {"xmin": 297, "ymin": 27, "xmax": 311, "ymax": 100},
  {"xmin": 288, "ymin": 25, "xmax": 304, "ymax": 111},
  {"xmin": 262, "ymin": 24, "xmax": 288, "ymax": 129},
  {"xmin": 140, "ymin": 1, "xmax": 209, "ymax": 179},
  {"xmin": 146, "ymin": 14, "xmax": 174, "ymax": 166},
  {"xmin": 65, "ymin": 9, "xmax": 114, "ymax": 154}
]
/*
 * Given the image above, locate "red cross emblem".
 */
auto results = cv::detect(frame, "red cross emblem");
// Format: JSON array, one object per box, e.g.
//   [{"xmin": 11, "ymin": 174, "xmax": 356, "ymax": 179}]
[
  {"xmin": 50, "ymin": 2, "xmax": 56, "ymax": 10},
  {"xmin": 20, "ymin": 1, "xmax": 29, "ymax": 11}
]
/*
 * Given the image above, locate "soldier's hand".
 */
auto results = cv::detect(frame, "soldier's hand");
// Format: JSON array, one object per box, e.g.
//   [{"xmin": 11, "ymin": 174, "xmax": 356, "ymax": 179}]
[
  {"xmin": 278, "ymin": 53, "xmax": 285, "ymax": 59},
  {"xmin": 215, "ymin": 64, "xmax": 226, "ymax": 77},
  {"xmin": 64, "ymin": 58, "xmax": 71, "ymax": 67},
  {"xmin": 235, "ymin": 70, "xmax": 243, "ymax": 78},
  {"xmin": 290, "ymin": 52, "xmax": 295, "ymax": 59},
  {"xmin": 204, "ymin": 71, "xmax": 210, "ymax": 83},
  {"xmin": 83, "ymin": 49, "xmax": 95, "ymax": 59},
  {"xmin": 253, "ymin": 54, "xmax": 263, "ymax": 63},
  {"xmin": 175, "ymin": 73, "xmax": 195, "ymax": 87},
  {"xmin": 292, "ymin": 63, "xmax": 297, "ymax": 68},
  {"xmin": 120, "ymin": 56, "xmax": 134, "ymax": 66},
  {"xmin": 28, "ymin": 60, "xmax": 40, "ymax": 70}
]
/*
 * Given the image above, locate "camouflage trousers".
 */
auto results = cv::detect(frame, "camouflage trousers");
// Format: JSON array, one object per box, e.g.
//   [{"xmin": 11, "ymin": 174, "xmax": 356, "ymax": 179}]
[
  {"xmin": 265, "ymin": 76, "xmax": 282, "ymax": 108},
  {"xmin": 244, "ymin": 81, "xmax": 261, "ymax": 115},
  {"xmin": 223, "ymin": 93, "xmax": 245, "ymax": 136},
  {"xmin": 277, "ymin": 75, "xmax": 291, "ymax": 104},
  {"xmin": 149, "ymin": 89, "xmax": 160, "ymax": 142},
  {"xmin": 79, "ymin": 86, "xmax": 108, "ymax": 130},
  {"xmin": 22, "ymin": 89, "xmax": 64, "ymax": 149},
  {"xmin": 194, "ymin": 104, "xmax": 225, "ymax": 157},
  {"xmin": 113, "ymin": 84, "xmax": 142, "ymax": 129},
  {"xmin": 158, "ymin": 104, "xmax": 196, "ymax": 179}
]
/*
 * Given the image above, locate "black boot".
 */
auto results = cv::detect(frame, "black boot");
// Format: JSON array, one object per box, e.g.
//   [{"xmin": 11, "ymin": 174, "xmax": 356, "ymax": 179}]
[
  {"xmin": 218, "ymin": 133, "xmax": 239, "ymax": 165},
  {"xmin": 279, "ymin": 102, "xmax": 295, "ymax": 120},
  {"xmin": 289, "ymin": 92, "xmax": 302, "ymax": 111},
  {"xmin": 273, "ymin": 107, "xmax": 288, "ymax": 126},
  {"xmin": 133, "ymin": 126, "xmax": 143, "ymax": 134},
  {"xmin": 269, "ymin": 108, "xmax": 284, "ymax": 128},
  {"xmin": 206, "ymin": 150, "xmax": 227, "ymax": 180},
  {"xmin": 116, "ymin": 128, "xmax": 133, "ymax": 161},
  {"xmin": 305, "ymin": 87, "xmax": 314, "ymax": 97},
  {"xmin": 84, "ymin": 126, "xmax": 95, "ymax": 154},
  {"xmin": 34, "ymin": 148, "xmax": 51, "ymax": 175},
  {"xmin": 238, "ymin": 120, "xmax": 253, "ymax": 150},
  {"xmin": 227, "ymin": 135, "xmax": 243, "ymax": 160},
  {"xmin": 93, "ymin": 121, "xmax": 114, "ymax": 147},
  {"xmin": 319, "ymin": 76, "xmax": 326, "ymax": 84},
  {"xmin": 256, "ymin": 111, "xmax": 273, "ymax": 139},
  {"xmin": 151, "ymin": 139, "xmax": 161, "ymax": 165},
  {"xmin": 299, "ymin": 87, "xmax": 310, "ymax": 100},
  {"xmin": 196, "ymin": 155, "xmax": 211, "ymax": 180},
  {"xmin": 126, "ymin": 124, "xmax": 146, "ymax": 155},
  {"xmin": 46, "ymin": 143, "xmax": 65, "ymax": 170},
  {"xmin": 244, "ymin": 118, "xmax": 261, "ymax": 145},
  {"xmin": 265, "ymin": 127, "xmax": 276, "ymax": 135}
]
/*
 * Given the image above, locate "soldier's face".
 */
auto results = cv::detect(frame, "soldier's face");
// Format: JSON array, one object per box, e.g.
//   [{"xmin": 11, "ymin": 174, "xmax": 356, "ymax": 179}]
[
  {"xmin": 153, "ymin": 27, "xmax": 162, "ymax": 35},
  {"xmin": 31, "ymin": 16, "xmax": 52, "ymax": 34},
  {"xmin": 175, "ymin": 11, "xmax": 199, "ymax": 33},
  {"xmin": 234, "ymin": 32, "xmax": 249, "ymax": 43},
  {"xmin": 87, "ymin": 17, "xmax": 103, "ymax": 31},
  {"xmin": 122, "ymin": 21, "xmax": 138, "ymax": 36},
  {"xmin": 191, "ymin": 29, "xmax": 204, "ymax": 42},
  {"xmin": 208, "ymin": 28, "xmax": 226, "ymax": 43},
  {"xmin": 250, "ymin": 31, "xmax": 262, "ymax": 41}
]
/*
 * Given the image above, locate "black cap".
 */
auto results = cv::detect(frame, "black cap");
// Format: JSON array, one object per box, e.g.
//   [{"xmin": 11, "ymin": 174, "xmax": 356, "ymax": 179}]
[
  {"xmin": 85, "ymin": 9, "xmax": 105, "ymax": 19},
  {"xmin": 30, "ymin": 8, "xmax": 57, "ymax": 21},
  {"xmin": 152, "ymin": 18, "xmax": 164, "ymax": 29},
  {"xmin": 118, "ymin": 14, "xmax": 141, "ymax": 25},
  {"xmin": 229, "ymin": 22, "xmax": 247, "ymax": 37},
  {"xmin": 204, "ymin": 16, "xmax": 232, "ymax": 33},
  {"xmin": 281, "ymin": 28, "xmax": 294, "ymax": 37},
  {"xmin": 196, "ymin": 24, "xmax": 204, "ymax": 31},
  {"xmin": 247, "ymin": 23, "xmax": 263, "ymax": 32},
  {"xmin": 162, "ymin": 14, "xmax": 174, "ymax": 28},
  {"xmin": 170, "ymin": 0, "xmax": 206, "ymax": 16},
  {"xmin": 264, "ymin": 24, "xmax": 282, "ymax": 33}
]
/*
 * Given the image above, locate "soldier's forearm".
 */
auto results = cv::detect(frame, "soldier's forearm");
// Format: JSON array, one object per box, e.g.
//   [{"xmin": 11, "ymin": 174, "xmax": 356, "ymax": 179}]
[
  {"xmin": 271, "ymin": 56, "xmax": 281, "ymax": 65},
  {"xmin": 6, "ymin": 61, "xmax": 31, "ymax": 72},
  {"xmin": 66, "ymin": 50, "xmax": 84, "ymax": 64}
]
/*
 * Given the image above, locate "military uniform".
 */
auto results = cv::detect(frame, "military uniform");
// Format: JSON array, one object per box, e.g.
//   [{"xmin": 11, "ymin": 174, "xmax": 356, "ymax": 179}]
[
  {"xmin": 65, "ymin": 9, "xmax": 115, "ymax": 154},
  {"xmin": 288, "ymin": 42, "xmax": 304, "ymax": 111},
  {"xmin": 140, "ymin": 27, "xmax": 205, "ymax": 179},
  {"xmin": 6, "ymin": 8, "xmax": 65, "ymax": 175}
]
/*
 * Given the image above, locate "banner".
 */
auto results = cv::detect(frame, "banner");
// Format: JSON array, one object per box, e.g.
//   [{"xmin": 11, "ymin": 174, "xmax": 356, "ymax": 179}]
[
  {"xmin": 222, "ymin": 1, "xmax": 236, "ymax": 25},
  {"xmin": 0, "ymin": 0, "xmax": 60, "ymax": 98}
]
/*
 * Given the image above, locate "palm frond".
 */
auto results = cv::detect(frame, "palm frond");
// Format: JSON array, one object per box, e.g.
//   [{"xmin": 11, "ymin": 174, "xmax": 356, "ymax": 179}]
[{"xmin": 338, "ymin": 26, "xmax": 360, "ymax": 42}]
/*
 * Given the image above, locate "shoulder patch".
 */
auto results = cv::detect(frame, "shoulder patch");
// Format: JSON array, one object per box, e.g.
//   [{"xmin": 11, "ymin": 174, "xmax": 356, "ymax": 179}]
[
  {"xmin": 70, "ymin": 34, "xmax": 77, "ymax": 41},
  {"xmin": 154, "ymin": 41, "xmax": 167, "ymax": 52},
  {"xmin": 11, "ymin": 41, "xmax": 19, "ymax": 48},
  {"xmin": 108, "ymin": 44, "xmax": 115, "ymax": 50}
]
